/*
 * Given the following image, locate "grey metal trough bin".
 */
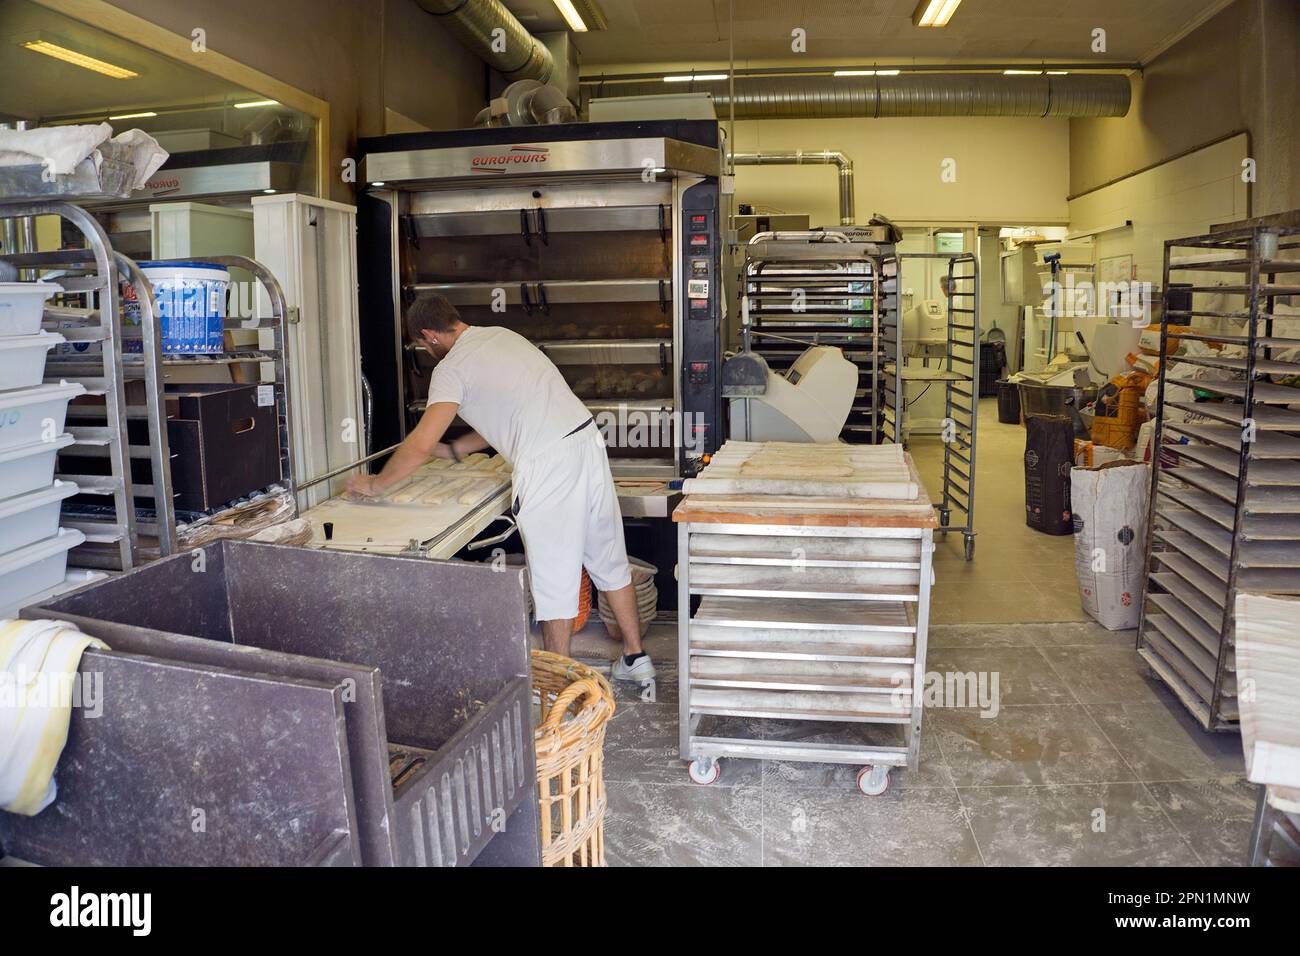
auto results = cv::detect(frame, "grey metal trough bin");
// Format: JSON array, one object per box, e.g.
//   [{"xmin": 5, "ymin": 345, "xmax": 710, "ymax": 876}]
[{"xmin": 3, "ymin": 540, "xmax": 541, "ymax": 867}]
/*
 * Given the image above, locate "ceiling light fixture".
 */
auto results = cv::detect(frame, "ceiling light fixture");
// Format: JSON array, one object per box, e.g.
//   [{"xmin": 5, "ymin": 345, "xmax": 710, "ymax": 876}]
[
  {"xmin": 233, "ymin": 99, "xmax": 279, "ymax": 109},
  {"xmin": 552, "ymin": 0, "xmax": 607, "ymax": 32},
  {"xmin": 1046, "ymin": 70, "xmax": 1069, "ymax": 75},
  {"xmin": 663, "ymin": 74, "xmax": 728, "ymax": 83},
  {"xmin": 1004, "ymin": 69, "xmax": 1043, "ymax": 75},
  {"xmin": 22, "ymin": 39, "xmax": 137, "ymax": 79},
  {"xmin": 108, "ymin": 111, "xmax": 157, "ymax": 120},
  {"xmin": 834, "ymin": 69, "xmax": 902, "ymax": 77},
  {"xmin": 913, "ymin": 0, "xmax": 962, "ymax": 28},
  {"xmin": 552, "ymin": 0, "xmax": 588, "ymax": 32}
]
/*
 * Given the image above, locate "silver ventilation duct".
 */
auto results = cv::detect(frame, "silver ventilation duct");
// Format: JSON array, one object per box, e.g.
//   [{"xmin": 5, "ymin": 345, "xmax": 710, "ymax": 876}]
[
  {"xmin": 417, "ymin": 0, "xmax": 554, "ymax": 82},
  {"xmin": 584, "ymin": 72, "xmax": 1131, "ymax": 119},
  {"xmin": 732, "ymin": 151, "xmax": 855, "ymax": 226}
]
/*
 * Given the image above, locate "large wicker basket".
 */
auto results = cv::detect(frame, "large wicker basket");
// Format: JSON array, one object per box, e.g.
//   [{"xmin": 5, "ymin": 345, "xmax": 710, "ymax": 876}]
[{"xmin": 530, "ymin": 650, "xmax": 615, "ymax": 867}]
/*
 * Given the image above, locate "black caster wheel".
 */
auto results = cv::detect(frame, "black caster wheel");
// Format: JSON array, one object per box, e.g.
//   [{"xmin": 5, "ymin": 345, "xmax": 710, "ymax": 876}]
[{"xmin": 964, "ymin": 534, "xmax": 975, "ymax": 561}]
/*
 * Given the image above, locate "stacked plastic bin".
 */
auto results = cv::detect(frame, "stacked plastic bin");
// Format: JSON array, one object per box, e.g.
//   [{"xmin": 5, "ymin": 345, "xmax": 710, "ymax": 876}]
[{"xmin": 0, "ymin": 280, "xmax": 88, "ymax": 616}]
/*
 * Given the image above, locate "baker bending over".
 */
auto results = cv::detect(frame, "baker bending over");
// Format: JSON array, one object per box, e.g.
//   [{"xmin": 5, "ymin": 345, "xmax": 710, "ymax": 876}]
[{"xmin": 347, "ymin": 292, "xmax": 654, "ymax": 683}]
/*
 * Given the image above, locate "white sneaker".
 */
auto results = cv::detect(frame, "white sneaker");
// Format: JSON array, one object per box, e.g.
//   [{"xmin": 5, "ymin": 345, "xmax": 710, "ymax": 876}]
[{"xmin": 611, "ymin": 653, "xmax": 656, "ymax": 683}]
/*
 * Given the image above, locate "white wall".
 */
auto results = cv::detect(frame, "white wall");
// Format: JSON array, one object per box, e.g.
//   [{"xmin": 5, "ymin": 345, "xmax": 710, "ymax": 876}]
[
  {"xmin": 731, "ymin": 117, "xmax": 1071, "ymax": 228},
  {"xmin": 1067, "ymin": 134, "xmax": 1250, "ymax": 286}
]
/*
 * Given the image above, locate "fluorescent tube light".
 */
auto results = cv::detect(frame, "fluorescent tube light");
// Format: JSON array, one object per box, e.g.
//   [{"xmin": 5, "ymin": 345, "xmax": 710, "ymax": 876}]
[
  {"xmin": 22, "ymin": 40, "xmax": 137, "ymax": 79},
  {"xmin": 552, "ymin": 0, "xmax": 588, "ymax": 32},
  {"xmin": 664, "ymin": 74, "xmax": 728, "ymax": 82},
  {"xmin": 1004, "ymin": 69, "xmax": 1043, "ymax": 75},
  {"xmin": 913, "ymin": 0, "xmax": 962, "ymax": 27},
  {"xmin": 233, "ymin": 99, "xmax": 279, "ymax": 109},
  {"xmin": 108, "ymin": 111, "xmax": 156, "ymax": 120}
]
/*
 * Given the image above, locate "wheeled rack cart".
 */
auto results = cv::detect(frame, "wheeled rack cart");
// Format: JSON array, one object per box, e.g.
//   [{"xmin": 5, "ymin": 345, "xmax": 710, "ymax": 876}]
[
  {"xmin": 1137, "ymin": 224, "xmax": 1300, "ymax": 731},
  {"xmin": 673, "ymin": 442, "xmax": 936, "ymax": 794},
  {"xmin": 882, "ymin": 251, "xmax": 980, "ymax": 560},
  {"xmin": 740, "ymin": 231, "xmax": 896, "ymax": 444}
]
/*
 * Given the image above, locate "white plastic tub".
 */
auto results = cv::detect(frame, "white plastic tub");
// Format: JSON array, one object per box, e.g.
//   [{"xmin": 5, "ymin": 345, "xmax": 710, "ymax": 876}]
[
  {"xmin": 0, "ymin": 381, "xmax": 86, "ymax": 453},
  {"xmin": 0, "ymin": 281, "xmax": 63, "ymax": 337},
  {"xmin": 134, "ymin": 261, "xmax": 230, "ymax": 353},
  {"xmin": 0, "ymin": 568, "xmax": 107, "ymax": 620},
  {"xmin": 0, "ymin": 528, "xmax": 85, "ymax": 616},
  {"xmin": 0, "ymin": 331, "xmax": 66, "ymax": 391},
  {"xmin": 0, "ymin": 433, "xmax": 75, "ymax": 500},
  {"xmin": 0, "ymin": 480, "xmax": 78, "ymax": 557}
]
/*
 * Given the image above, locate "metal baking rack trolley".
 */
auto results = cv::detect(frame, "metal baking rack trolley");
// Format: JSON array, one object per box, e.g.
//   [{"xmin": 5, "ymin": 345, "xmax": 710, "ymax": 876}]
[{"xmin": 673, "ymin": 441, "xmax": 937, "ymax": 794}]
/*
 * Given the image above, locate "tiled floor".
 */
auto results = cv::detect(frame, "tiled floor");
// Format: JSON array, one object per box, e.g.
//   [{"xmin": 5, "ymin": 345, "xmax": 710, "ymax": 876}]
[
  {"xmin": 580, "ymin": 620, "xmax": 1254, "ymax": 867},
  {"xmin": 911, "ymin": 399, "xmax": 1088, "ymax": 624},
  {"xmin": 566, "ymin": 398, "xmax": 1255, "ymax": 866}
]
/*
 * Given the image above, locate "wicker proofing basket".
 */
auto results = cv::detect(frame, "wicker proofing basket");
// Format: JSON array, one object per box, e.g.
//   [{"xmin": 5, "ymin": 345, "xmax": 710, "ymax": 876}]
[{"xmin": 530, "ymin": 650, "xmax": 615, "ymax": 866}]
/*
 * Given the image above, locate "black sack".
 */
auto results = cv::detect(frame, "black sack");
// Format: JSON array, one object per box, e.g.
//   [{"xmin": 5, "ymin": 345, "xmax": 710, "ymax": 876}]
[{"xmin": 1025, "ymin": 413, "xmax": 1074, "ymax": 535}]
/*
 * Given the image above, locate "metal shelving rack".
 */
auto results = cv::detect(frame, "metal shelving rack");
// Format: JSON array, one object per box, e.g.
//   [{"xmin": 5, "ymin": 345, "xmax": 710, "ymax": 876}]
[
  {"xmin": 4, "ymin": 228, "xmax": 297, "ymax": 567},
  {"xmin": 1137, "ymin": 225, "xmax": 1300, "ymax": 731},
  {"xmin": 882, "ymin": 252, "xmax": 980, "ymax": 559},
  {"xmin": 1250, "ymin": 785, "xmax": 1300, "ymax": 866},
  {"xmin": 0, "ymin": 201, "xmax": 163, "ymax": 570},
  {"xmin": 740, "ymin": 231, "xmax": 896, "ymax": 444}
]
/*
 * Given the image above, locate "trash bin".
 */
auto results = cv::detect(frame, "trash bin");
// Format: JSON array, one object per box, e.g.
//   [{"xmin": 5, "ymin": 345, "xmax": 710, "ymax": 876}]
[
  {"xmin": 997, "ymin": 378, "xmax": 1021, "ymax": 424},
  {"xmin": 531, "ymin": 650, "xmax": 615, "ymax": 867}
]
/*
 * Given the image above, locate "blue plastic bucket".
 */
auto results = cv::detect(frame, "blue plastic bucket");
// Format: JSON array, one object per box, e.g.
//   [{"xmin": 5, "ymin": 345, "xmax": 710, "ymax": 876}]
[{"xmin": 132, "ymin": 261, "xmax": 231, "ymax": 354}]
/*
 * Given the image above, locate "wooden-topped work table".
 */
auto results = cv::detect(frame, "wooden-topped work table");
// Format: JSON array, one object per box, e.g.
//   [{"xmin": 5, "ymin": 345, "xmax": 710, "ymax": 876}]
[{"xmin": 672, "ymin": 442, "xmax": 937, "ymax": 795}]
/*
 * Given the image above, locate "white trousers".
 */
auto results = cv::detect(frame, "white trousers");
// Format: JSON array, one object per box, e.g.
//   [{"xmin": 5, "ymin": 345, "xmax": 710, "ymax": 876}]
[{"xmin": 510, "ymin": 424, "xmax": 632, "ymax": 621}]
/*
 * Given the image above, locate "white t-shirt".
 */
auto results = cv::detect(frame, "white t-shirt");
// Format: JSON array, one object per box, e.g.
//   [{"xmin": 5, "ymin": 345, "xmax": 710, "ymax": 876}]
[{"xmin": 425, "ymin": 325, "xmax": 592, "ymax": 465}]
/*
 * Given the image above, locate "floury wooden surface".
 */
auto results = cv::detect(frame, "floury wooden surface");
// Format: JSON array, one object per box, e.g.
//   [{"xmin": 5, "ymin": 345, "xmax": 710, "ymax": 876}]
[
  {"xmin": 1235, "ymin": 592, "xmax": 1300, "ymax": 789},
  {"xmin": 682, "ymin": 440, "xmax": 919, "ymax": 500},
  {"xmin": 301, "ymin": 454, "xmax": 511, "ymax": 555},
  {"xmin": 675, "ymin": 455, "xmax": 936, "ymax": 528}
]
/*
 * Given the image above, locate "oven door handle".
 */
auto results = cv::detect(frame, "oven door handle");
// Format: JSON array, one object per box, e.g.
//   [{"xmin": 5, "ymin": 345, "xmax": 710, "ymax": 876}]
[
  {"xmin": 536, "ymin": 281, "xmax": 550, "ymax": 316},
  {"xmin": 659, "ymin": 340, "xmax": 668, "ymax": 375},
  {"xmin": 535, "ymin": 206, "xmax": 549, "ymax": 245},
  {"xmin": 519, "ymin": 208, "xmax": 532, "ymax": 246},
  {"xmin": 520, "ymin": 282, "xmax": 533, "ymax": 315},
  {"xmin": 657, "ymin": 278, "xmax": 668, "ymax": 313},
  {"xmin": 658, "ymin": 203, "xmax": 667, "ymax": 243}
]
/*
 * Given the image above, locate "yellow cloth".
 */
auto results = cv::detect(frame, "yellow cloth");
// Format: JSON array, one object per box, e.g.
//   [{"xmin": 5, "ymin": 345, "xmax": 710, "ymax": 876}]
[{"xmin": 0, "ymin": 618, "xmax": 108, "ymax": 816}]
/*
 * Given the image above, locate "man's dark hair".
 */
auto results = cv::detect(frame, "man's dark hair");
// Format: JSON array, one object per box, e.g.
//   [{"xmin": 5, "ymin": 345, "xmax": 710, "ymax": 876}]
[{"xmin": 405, "ymin": 293, "xmax": 463, "ymax": 340}]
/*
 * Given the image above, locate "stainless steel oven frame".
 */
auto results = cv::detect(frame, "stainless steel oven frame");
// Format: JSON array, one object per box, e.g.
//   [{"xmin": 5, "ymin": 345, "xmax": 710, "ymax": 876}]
[{"xmin": 359, "ymin": 133, "xmax": 722, "ymax": 481}]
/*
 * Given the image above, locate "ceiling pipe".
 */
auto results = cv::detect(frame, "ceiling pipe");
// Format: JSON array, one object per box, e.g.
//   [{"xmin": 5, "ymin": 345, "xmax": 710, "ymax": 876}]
[
  {"xmin": 416, "ymin": 0, "xmax": 554, "ymax": 82},
  {"xmin": 732, "ymin": 151, "xmax": 855, "ymax": 226},
  {"xmin": 584, "ymin": 63, "xmax": 1142, "ymax": 82},
  {"xmin": 583, "ymin": 72, "xmax": 1131, "ymax": 118}
]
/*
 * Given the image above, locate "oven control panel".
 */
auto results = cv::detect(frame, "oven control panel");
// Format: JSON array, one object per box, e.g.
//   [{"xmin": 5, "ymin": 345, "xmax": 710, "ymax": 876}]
[{"xmin": 679, "ymin": 185, "xmax": 722, "ymax": 470}]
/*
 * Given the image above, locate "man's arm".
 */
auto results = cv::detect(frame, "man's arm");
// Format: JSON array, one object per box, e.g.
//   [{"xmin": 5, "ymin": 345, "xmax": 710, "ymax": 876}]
[
  {"xmin": 347, "ymin": 402, "xmax": 459, "ymax": 497},
  {"xmin": 452, "ymin": 431, "xmax": 490, "ymax": 456}
]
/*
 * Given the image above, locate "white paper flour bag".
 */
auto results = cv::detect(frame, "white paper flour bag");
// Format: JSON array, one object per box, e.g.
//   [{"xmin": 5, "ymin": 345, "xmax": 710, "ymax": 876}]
[{"xmin": 1072, "ymin": 461, "xmax": 1150, "ymax": 630}]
